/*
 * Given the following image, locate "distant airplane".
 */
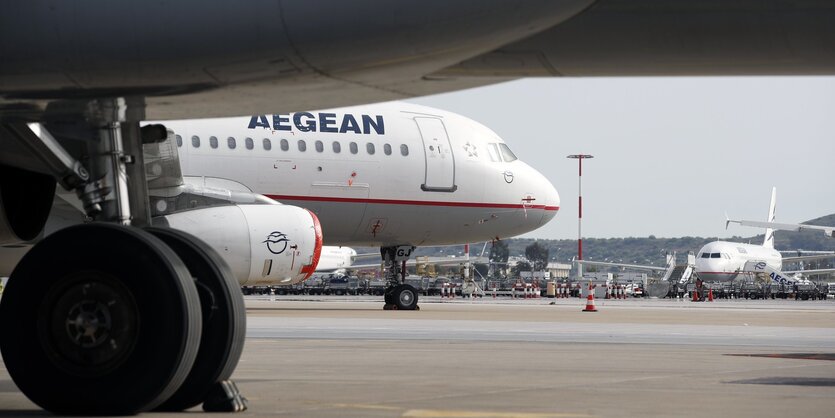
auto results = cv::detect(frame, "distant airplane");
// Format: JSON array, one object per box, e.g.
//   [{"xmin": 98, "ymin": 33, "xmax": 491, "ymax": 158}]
[
  {"xmin": 697, "ymin": 188, "xmax": 835, "ymax": 283},
  {"xmin": 315, "ymin": 246, "xmax": 358, "ymax": 272},
  {"xmin": 578, "ymin": 188, "xmax": 834, "ymax": 286}
]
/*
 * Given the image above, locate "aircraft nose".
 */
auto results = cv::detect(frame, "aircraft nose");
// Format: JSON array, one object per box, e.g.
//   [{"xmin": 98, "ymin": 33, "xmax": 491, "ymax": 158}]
[{"xmin": 540, "ymin": 172, "xmax": 560, "ymax": 226}]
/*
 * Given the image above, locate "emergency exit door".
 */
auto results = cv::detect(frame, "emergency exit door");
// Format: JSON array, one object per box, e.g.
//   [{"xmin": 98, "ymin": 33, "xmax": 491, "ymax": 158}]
[{"xmin": 415, "ymin": 117, "xmax": 456, "ymax": 192}]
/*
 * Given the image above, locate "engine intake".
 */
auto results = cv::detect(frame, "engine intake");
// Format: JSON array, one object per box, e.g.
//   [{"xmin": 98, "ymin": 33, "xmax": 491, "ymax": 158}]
[{"xmin": 0, "ymin": 165, "xmax": 55, "ymax": 245}]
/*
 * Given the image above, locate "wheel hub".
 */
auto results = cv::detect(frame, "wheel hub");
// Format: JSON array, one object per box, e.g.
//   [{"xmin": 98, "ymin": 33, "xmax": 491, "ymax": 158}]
[
  {"xmin": 66, "ymin": 300, "xmax": 112, "ymax": 348},
  {"xmin": 399, "ymin": 290, "xmax": 414, "ymax": 305},
  {"xmin": 41, "ymin": 275, "xmax": 139, "ymax": 376}
]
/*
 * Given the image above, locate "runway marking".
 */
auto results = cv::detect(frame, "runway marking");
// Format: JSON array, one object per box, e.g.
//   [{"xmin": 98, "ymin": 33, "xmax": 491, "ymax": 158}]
[
  {"xmin": 726, "ymin": 353, "xmax": 835, "ymax": 361},
  {"xmin": 402, "ymin": 410, "xmax": 592, "ymax": 418},
  {"xmin": 329, "ymin": 403, "xmax": 403, "ymax": 411}
]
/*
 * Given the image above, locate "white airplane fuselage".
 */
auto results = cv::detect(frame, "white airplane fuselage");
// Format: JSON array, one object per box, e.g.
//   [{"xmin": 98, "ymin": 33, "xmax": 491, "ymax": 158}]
[
  {"xmin": 695, "ymin": 241, "xmax": 782, "ymax": 282},
  {"xmin": 169, "ymin": 102, "xmax": 559, "ymax": 247}
]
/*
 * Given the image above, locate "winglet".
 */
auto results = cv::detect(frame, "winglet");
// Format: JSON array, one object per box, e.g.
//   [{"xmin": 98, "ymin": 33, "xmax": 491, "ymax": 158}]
[{"xmin": 725, "ymin": 212, "xmax": 731, "ymax": 230}]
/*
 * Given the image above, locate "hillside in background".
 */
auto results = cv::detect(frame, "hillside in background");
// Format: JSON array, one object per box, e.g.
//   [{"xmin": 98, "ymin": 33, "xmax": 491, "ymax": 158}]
[{"xmin": 356, "ymin": 213, "xmax": 835, "ymax": 269}]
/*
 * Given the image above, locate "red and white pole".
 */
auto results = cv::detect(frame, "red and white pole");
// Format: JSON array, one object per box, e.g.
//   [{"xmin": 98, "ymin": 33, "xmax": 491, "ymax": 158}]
[{"xmin": 567, "ymin": 154, "xmax": 593, "ymax": 281}]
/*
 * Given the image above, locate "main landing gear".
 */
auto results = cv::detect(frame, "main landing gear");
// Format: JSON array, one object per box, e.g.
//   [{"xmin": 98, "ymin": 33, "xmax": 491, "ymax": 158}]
[
  {"xmin": 381, "ymin": 245, "xmax": 419, "ymax": 310},
  {"xmin": 0, "ymin": 98, "xmax": 246, "ymax": 414}
]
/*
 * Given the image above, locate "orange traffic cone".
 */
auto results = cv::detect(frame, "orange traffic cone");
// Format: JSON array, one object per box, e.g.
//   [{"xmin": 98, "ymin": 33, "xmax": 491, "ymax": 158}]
[
  {"xmin": 582, "ymin": 282, "xmax": 597, "ymax": 312},
  {"xmin": 692, "ymin": 289, "xmax": 700, "ymax": 302},
  {"xmin": 708, "ymin": 288, "xmax": 714, "ymax": 302}
]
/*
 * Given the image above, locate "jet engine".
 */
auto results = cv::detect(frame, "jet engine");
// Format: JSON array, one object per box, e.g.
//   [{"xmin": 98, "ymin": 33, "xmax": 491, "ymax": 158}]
[
  {"xmin": 157, "ymin": 204, "xmax": 322, "ymax": 286},
  {"xmin": 0, "ymin": 166, "xmax": 55, "ymax": 245}
]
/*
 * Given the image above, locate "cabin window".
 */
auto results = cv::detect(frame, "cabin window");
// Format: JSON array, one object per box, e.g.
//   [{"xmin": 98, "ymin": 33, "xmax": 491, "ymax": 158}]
[
  {"xmin": 175, "ymin": 135, "xmax": 183, "ymax": 147},
  {"xmin": 400, "ymin": 144, "xmax": 409, "ymax": 156},
  {"xmin": 499, "ymin": 143, "xmax": 517, "ymax": 162},
  {"xmin": 227, "ymin": 137, "xmax": 236, "ymax": 149},
  {"xmin": 298, "ymin": 140, "xmax": 307, "ymax": 152},
  {"xmin": 191, "ymin": 135, "xmax": 200, "ymax": 148},
  {"xmin": 384, "ymin": 143, "xmax": 392, "ymax": 155},
  {"xmin": 487, "ymin": 143, "xmax": 500, "ymax": 162},
  {"xmin": 332, "ymin": 141, "xmax": 341, "ymax": 153},
  {"xmin": 280, "ymin": 139, "xmax": 289, "ymax": 151},
  {"xmin": 366, "ymin": 143, "xmax": 375, "ymax": 155},
  {"xmin": 262, "ymin": 138, "xmax": 272, "ymax": 150},
  {"xmin": 209, "ymin": 136, "xmax": 218, "ymax": 149},
  {"xmin": 349, "ymin": 142, "xmax": 358, "ymax": 154},
  {"xmin": 315, "ymin": 140, "xmax": 324, "ymax": 153},
  {"xmin": 245, "ymin": 137, "xmax": 254, "ymax": 150}
]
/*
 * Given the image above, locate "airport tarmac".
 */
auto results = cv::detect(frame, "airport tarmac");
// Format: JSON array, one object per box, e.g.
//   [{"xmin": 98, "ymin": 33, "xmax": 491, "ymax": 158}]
[{"xmin": 2, "ymin": 296, "xmax": 835, "ymax": 417}]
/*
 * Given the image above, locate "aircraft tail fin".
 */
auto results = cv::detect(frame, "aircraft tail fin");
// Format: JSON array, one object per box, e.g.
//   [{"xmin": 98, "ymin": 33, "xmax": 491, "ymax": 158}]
[{"xmin": 763, "ymin": 187, "xmax": 777, "ymax": 249}]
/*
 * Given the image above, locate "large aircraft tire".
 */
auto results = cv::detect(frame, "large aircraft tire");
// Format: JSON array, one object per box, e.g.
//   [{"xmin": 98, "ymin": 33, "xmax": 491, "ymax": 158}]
[
  {"xmin": 147, "ymin": 227, "xmax": 246, "ymax": 411},
  {"xmin": 393, "ymin": 284, "xmax": 419, "ymax": 310},
  {"xmin": 0, "ymin": 223, "xmax": 202, "ymax": 415}
]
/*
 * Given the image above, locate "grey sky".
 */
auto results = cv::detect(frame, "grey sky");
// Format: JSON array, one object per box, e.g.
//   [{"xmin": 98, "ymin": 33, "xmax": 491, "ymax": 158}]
[{"xmin": 409, "ymin": 77, "xmax": 835, "ymax": 240}]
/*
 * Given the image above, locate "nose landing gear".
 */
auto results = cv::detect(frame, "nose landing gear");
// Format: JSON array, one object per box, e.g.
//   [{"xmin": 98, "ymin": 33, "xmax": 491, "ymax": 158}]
[{"xmin": 381, "ymin": 246, "xmax": 419, "ymax": 310}]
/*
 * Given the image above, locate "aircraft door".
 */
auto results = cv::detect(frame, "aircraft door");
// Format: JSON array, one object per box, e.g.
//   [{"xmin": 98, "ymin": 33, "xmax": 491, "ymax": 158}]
[{"xmin": 415, "ymin": 117, "xmax": 456, "ymax": 192}]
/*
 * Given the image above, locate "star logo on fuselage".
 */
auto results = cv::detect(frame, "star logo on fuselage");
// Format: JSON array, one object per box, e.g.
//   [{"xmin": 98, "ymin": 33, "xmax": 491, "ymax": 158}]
[{"xmin": 463, "ymin": 142, "xmax": 478, "ymax": 158}]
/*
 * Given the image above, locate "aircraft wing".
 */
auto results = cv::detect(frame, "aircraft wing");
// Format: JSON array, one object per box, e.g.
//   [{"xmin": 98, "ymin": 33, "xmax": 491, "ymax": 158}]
[
  {"xmin": 575, "ymin": 259, "xmax": 666, "ymax": 272},
  {"xmin": 347, "ymin": 256, "xmax": 490, "ymax": 271},
  {"xmin": 786, "ymin": 268, "xmax": 835, "ymax": 276},
  {"xmin": 728, "ymin": 219, "xmax": 835, "ymax": 238},
  {"xmin": 782, "ymin": 253, "xmax": 835, "ymax": 263}
]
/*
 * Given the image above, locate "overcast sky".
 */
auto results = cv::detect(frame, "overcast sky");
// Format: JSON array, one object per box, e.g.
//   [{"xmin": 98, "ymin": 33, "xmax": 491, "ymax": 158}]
[{"xmin": 409, "ymin": 77, "xmax": 835, "ymax": 240}]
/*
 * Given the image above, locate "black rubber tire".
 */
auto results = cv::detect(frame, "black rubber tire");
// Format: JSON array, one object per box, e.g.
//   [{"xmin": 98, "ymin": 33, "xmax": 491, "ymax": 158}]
[
  {"xmin": 147, "ymin": 227, "xmax": 246, "ymax": 412},
  {"xmin": 392, "ymin": 284, "xmax": 419, "ymax": 310},
  {"xmin": 0, "ymin": 223, "xmax": 202, "ymax": 415}
]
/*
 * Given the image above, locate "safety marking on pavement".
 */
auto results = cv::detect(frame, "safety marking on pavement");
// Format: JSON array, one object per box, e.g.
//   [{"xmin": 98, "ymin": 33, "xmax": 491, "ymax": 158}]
[
  {"xmin": 402, "ymin": 410, "xmax": 593, "ymax": 418},
  {"xmin": 727, "ymin": 377, "xmax": 835, "ymax": 387},
  {"xmin": 329, "ymin": 403, "xmax": 403, "ymax": 411},
  {"xmin": 725, "ymin": 353, "xmax": 835, "ymax": 361}
]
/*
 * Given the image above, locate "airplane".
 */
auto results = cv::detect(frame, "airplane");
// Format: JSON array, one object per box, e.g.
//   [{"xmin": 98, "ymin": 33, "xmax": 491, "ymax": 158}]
[
  {"xmin": 3, "ymin": 1, "xmax": 835, "ymax": 415},
  {"xmin": 696, "ymin": 188, "xmax": 835, "ymax": 283},
  {"xmin": 158, "ymin": 101, "xmax": 558, "ymax": 299},
  {"xmin": 315, "ymin": 246, "xmax": 359, "ymax": 272}
]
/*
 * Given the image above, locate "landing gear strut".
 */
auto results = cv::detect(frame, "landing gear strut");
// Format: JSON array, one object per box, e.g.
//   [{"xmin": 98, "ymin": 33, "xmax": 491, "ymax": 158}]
[
  {"xmin": 0, "ymin": 97, "xmax": 246, "ymax": 414},
  {"xmin": 381, "ymin": 245, "xmax": 419, "ymax": 310}
]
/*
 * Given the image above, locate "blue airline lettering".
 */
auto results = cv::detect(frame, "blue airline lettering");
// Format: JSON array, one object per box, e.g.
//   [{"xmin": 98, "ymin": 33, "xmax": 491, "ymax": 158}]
[
  {"xmin": 319, "ymin": 113, "xmax": 338, "ymax": 133},
  {"xmin": 294, "ymin": 112, "xmax": 316, "ymax": 132},
  {"xmin": 340, "ymin": 114, "xmax": 361, "ymax": 134},
  {"xmin": 248, "ymin": 113, "xmax": 385, "ymax": 135},
  {"xmin": 362, "ymin": 115, "xmax": 384, "ymax": 135},
  {"xmin": 273, "ymin": 114, "xmax": 291, "ymax": 131},
  {"xmin": 248, "ymin": 115, "xmax": 270, "ymax": 129}
]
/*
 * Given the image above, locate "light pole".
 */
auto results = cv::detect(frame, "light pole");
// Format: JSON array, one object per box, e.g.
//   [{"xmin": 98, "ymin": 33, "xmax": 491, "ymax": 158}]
[{"xmin": 567, "ymin": 154, "xmax": 593, "ymax": 281}]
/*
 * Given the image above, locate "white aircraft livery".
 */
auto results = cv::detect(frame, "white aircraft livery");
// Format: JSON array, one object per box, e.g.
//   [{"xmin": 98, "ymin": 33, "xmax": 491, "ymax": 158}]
[
  {"xmin": 695, "ymin": 188, "xmax": 834, "ymax": 282},
  {"xmin": 166, "ymin": 102, "xmax": 560, "ymax": 248}
]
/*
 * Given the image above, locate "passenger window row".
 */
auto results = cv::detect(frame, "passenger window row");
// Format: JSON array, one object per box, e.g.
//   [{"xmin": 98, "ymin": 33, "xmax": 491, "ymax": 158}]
[{"xmin": 175, "ymin": 134, "xmax": 408, "ymax": 156}]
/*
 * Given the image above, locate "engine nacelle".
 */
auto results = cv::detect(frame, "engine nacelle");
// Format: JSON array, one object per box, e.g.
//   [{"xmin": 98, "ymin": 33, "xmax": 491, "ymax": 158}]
[
  {"xmin": 158, "ymin": 204, "xmax": 322, "ymax": 286},
  {"xmin": 0, "ymin": 165, "xmax": 55, "ymax": 245}
]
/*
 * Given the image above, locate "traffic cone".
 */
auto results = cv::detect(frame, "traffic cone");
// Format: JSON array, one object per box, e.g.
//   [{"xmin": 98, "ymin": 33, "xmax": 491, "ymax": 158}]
[
  {"xmin": 708, "ymin": 288, "xmax": 714, "ymax": 302},
  {"xmin": 692, "ymin": 289, "xmax": 700, "ymax": 302},
  {"xmin": 582, "ymin": 282, "xmax": 597, "ymax": 312}
]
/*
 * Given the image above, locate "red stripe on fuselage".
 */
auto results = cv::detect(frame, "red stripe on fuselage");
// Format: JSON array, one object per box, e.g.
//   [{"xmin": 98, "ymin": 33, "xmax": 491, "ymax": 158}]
[{"xmin": 265, "ymin": 194, "xmax": 560, "ymax": 211}]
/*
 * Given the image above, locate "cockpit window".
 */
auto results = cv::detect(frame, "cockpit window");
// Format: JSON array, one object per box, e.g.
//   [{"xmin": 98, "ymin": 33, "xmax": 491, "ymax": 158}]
[
  {"xmin": 487, "ymin": 143, "xmax": 500, "ymax": 162},
  {"xmin": 710, "ymin": 253, "xmax": 721, "ymax": 258},
  {"xmin": 498, "ymin": 143, "xmax": 517, "ymax": 162},
  {"xmin": 700, "ymin": 253, "xmax": 710, "ymax": 259}
]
